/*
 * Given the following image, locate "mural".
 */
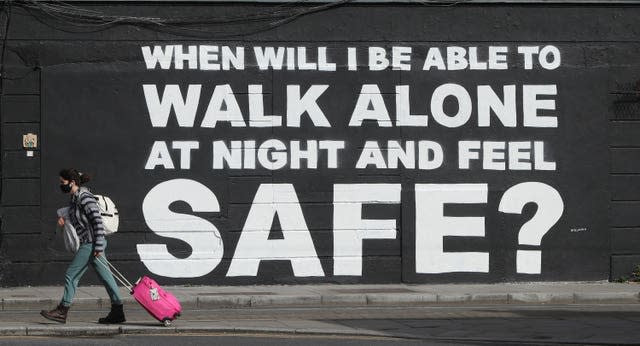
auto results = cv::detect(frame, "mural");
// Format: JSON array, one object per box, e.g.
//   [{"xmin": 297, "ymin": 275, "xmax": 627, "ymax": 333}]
[
  {"xmin": 1, "ymin": 4, "xmax": 620, "ymax": 285},
  {"xmin": 40, "ymin": 42, "xmax": 607, "ymax": 284},
  {"xmin": 133, "ymin": 44, "xmax": 568, "ymax": 279}
]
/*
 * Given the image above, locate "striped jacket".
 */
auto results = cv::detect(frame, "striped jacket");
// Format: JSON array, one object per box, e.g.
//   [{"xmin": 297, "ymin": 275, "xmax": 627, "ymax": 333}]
[{"xmin": 69, "ymin": 187, "xmax": 106, "ymax": 252}]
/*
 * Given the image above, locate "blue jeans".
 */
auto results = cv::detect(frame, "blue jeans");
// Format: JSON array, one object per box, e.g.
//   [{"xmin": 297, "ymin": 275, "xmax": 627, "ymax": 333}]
[{"xmin": 61, "ymin": 241, "xmax": 122, "ymax": 307}]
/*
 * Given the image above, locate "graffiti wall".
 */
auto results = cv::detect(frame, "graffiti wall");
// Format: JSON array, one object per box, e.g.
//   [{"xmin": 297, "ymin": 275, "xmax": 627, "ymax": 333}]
[{"xmin": 2, "ymin": 2, "xmax": 631, "ymax": 286}]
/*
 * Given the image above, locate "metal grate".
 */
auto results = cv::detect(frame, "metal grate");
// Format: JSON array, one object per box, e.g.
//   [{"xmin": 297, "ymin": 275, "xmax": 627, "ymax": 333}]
[
  {"xmin": 611, "ymin": 80, "xmax": 640, "ymax": 120},
  {"xmin": 612, "ymin": 102, "xmax": 640, "ymax": 120}
]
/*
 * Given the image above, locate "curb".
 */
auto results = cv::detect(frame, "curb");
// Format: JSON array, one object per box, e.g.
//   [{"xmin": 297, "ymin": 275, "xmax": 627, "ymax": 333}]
[{"xmin": 3, "ymin": 291, "xmax": 639, "ymax": 311}]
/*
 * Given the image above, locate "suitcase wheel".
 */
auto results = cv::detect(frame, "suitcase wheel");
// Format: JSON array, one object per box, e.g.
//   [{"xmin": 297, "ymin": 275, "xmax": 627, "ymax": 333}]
[{"xmin": 162, "ymin": 319, "xmax": 172, "ymax": 327}]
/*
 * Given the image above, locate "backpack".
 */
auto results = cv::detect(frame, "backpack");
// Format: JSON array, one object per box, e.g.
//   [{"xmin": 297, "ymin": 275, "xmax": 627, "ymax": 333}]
[
  {"xmin": 94, "ymin": 194, "xmax": 119, "ymax": 235},
  {"xmin": 57, "ymin": 207, "xmax": 80, "ymax": 253}
]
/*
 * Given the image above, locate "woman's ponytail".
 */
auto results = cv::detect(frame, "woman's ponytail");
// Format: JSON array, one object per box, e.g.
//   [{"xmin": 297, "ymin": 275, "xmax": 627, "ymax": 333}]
[
  {"xmin": 78, "ymin": 172, "xmax": 91, "ymax": 185},
  {"xmin": 59, "ymin": 168, "xmax": 91, "ymax": 186}
]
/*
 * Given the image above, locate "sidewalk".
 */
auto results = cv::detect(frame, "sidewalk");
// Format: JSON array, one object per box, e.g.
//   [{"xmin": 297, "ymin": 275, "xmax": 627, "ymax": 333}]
[
  {"xmin": 2, "ymin": 282, "xmax": 640, "ymax": 341},
  {"xmin": 2, "ymin": 281, "xmax": 639, "ymax": 311}
]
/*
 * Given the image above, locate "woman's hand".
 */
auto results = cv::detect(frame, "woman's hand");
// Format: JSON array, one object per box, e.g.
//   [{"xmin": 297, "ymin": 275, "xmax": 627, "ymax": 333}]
[
  {"xmin": 94, "ymin": 251, "xmax": 101, "ymax": 257},
  {"xmin": 57, "ymin": 217, "xmax": 65, "ymax": 227}
]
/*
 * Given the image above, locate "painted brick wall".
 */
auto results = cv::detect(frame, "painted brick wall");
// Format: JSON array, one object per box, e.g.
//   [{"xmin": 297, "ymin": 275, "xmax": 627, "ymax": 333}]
[
  {"xmin": 0, "ymin": 3, "xmax": 638, "ymax": 285},
  {"xmin": 610, "ymin": 74, "xmax": 640, "ymax": 280}
]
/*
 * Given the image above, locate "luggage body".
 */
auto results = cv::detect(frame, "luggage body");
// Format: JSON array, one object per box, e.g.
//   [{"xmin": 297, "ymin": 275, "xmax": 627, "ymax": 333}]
[
  {"xmin": 97, "ymin": 257, "xmax": 182, "ymax": 326},
  {"xmin": 131, "ymin": 276, "xmax": 182, "ymax": 325}
]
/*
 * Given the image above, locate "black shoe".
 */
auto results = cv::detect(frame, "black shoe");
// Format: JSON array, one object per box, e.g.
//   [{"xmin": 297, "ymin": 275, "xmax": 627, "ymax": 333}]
[
  {"xmin": 98, "ymin": 304, "xmax": 126, "ymax": 324},
  {"xmin": 40, "ymin": 304, "xmax": 69, "ymax": 323}
]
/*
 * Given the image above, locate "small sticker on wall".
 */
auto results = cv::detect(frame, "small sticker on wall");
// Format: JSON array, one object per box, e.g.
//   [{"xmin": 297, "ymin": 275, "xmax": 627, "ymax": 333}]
[
  {"xmin": 22, "ymin": 133, "xmax": 37, "ymax": 149},
  {"xmin": 26, "ymin": 150, "xmax": 34, "ymax": 157}
]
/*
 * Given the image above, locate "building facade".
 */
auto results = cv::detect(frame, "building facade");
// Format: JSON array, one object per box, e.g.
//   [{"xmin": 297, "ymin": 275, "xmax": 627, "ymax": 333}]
[{"xmin": 0, "ymin": 0, "xmax": 638, "ymax": 285}]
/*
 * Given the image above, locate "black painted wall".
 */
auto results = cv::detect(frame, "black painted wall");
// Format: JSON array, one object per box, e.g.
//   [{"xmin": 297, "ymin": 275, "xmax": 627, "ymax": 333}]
[{"xmin": 0, "ymin": 2, "xmax": 637, "ymax": 286}]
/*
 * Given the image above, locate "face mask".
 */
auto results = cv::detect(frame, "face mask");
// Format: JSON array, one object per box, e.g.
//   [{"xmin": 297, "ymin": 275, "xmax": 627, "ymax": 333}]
[{"xmin": 60, "ymin": 183, "xmax": 72, "ymax": 193}]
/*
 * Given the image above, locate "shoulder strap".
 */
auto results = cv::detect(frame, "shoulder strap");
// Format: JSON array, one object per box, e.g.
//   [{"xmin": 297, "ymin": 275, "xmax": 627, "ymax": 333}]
[{"xmin": 76, "ymin": 189, "xmax": 96, "ymax": 206}]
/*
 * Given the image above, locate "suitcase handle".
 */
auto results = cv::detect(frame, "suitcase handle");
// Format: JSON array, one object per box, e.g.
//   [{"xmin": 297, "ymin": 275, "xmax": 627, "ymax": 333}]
[{"xmin": 95, "ymin": 255, "xmax": 134, "ymax": 292}]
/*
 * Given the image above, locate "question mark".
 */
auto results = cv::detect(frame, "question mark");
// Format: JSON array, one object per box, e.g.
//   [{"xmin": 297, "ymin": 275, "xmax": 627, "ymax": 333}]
[{"xmin": 498, "ymin": 182, "xmax": 564, "ymax": 274}]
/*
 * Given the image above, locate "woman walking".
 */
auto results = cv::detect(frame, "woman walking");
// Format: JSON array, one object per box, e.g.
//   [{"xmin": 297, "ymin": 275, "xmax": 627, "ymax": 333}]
[{"xmin": 40, "ymin": 168, "xmax": 125, "ymax": 324}]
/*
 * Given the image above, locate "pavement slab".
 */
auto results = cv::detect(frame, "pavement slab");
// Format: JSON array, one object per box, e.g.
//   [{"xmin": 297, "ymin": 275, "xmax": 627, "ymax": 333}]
[
  {"xmin": 3, "ymin": 281, "xmax": 638, "ymax": 311},
  {"xmin": 1, "ymin": 282, "xmax": 640, "ymax": 342}
]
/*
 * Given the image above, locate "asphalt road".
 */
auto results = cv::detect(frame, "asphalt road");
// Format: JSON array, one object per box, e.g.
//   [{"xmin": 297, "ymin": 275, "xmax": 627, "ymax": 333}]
[
  {"xmin": 1, "ymin": 304, "xmax": 639, "ymax": 345},
  {"xmin": 0, "ymin": 334, "xmax": 436, "ymax": 346}
]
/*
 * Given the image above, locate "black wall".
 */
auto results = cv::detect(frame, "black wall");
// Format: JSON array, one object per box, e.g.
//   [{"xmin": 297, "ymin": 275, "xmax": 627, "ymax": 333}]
[{"xmin": 0, "ymin": 2, "xmax": 637, "ymax": 286}]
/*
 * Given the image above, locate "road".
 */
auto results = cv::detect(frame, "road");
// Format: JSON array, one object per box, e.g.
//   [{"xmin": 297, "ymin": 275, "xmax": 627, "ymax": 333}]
[
  {"xmin": 0, "ymin": 334, "xmax": 454, "ymax": 346},
  {"xmin": 0, "ymin": 304, "xmax": 639, "ymax": 345}
]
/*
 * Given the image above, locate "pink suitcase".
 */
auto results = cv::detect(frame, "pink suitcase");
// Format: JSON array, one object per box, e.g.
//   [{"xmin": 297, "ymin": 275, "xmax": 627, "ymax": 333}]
[
  {"xmin": 97, "ymin": 257, "xmax": 182, "ymax": 326},
  {"xmin": 131, "ymin": 276, "xmax": 182, "ymax": 326}
]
